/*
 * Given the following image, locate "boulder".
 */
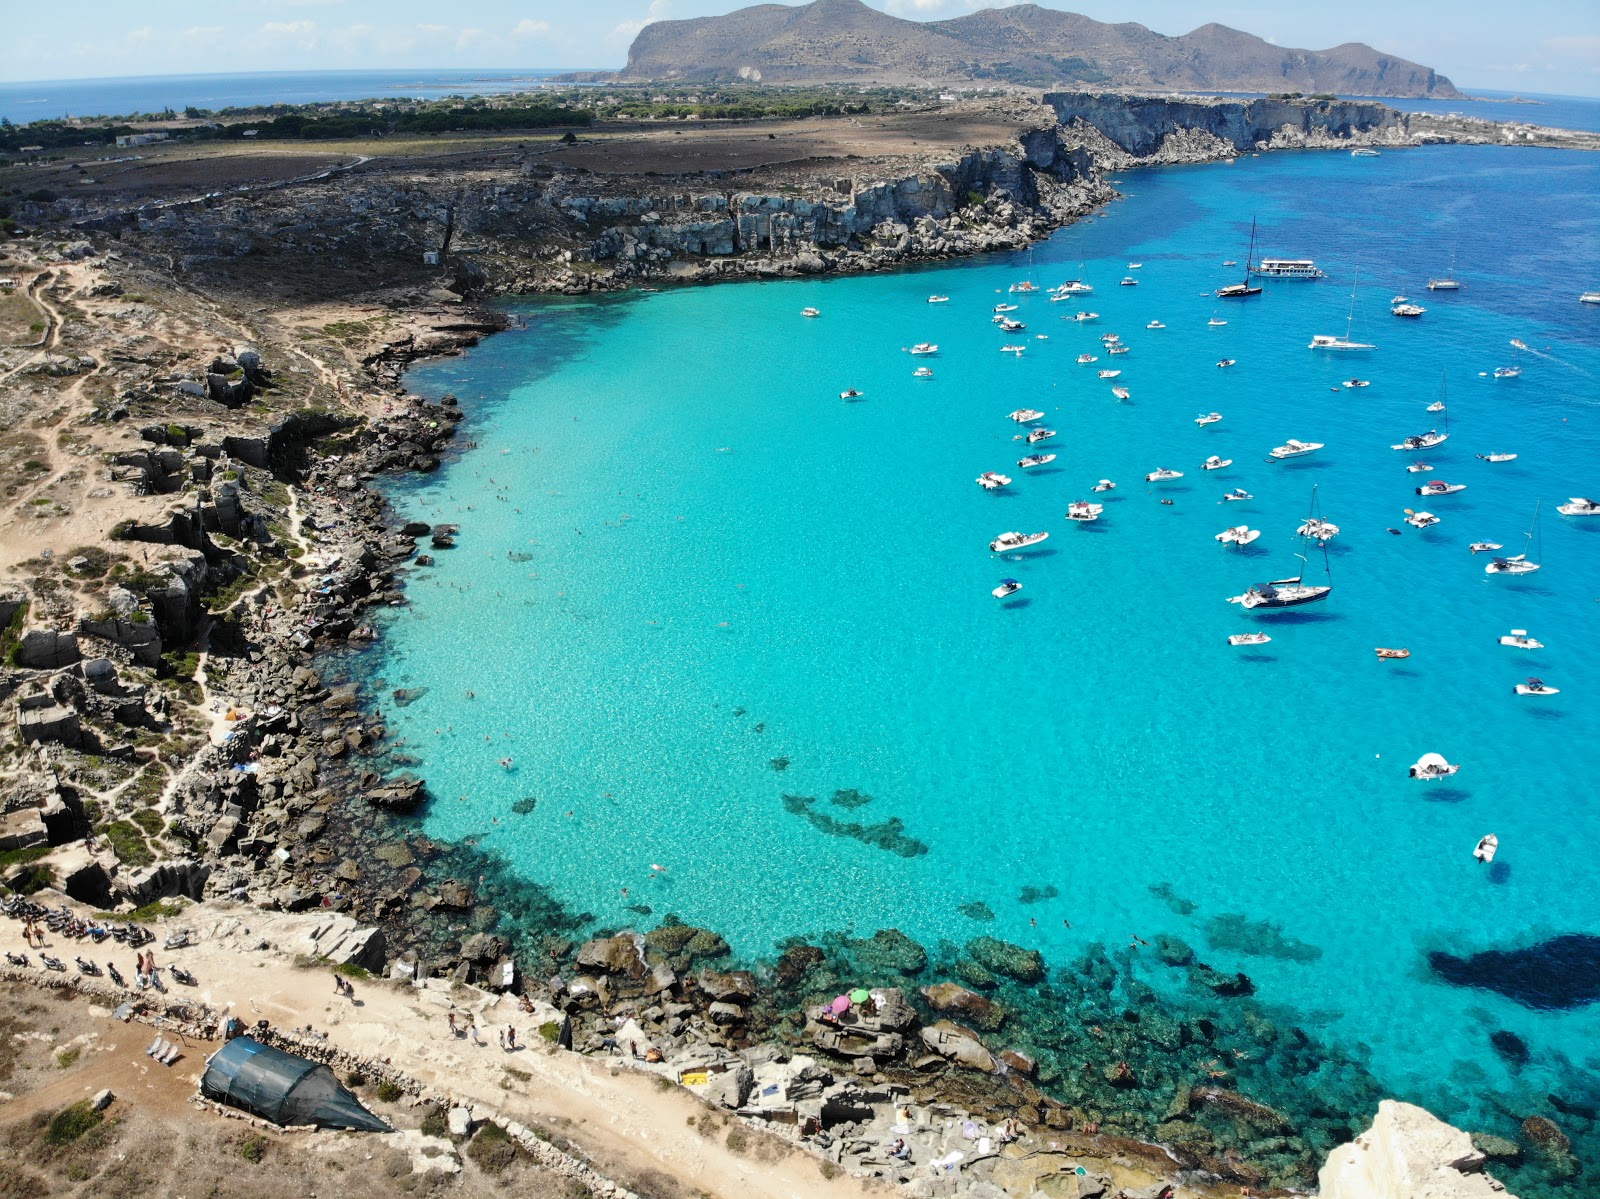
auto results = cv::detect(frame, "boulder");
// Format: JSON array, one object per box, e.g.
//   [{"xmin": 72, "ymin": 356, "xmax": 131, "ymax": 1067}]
[
  {"xmin": 703, "ymin": 1065, "xmax": 753, "ymax": 1109},
  {"xmin": 1320, "ymin": 1100, "xmax": 1515, "ymax": 1199},
  {"xmin": 0, "ymin": 807, "xmax": 49, "ymax": 851},
  {"xmin": 966, "ymin": 936, "xmax": 1045, "ymax": 983},
  {"xmin": 919, "ymin": 1020, "xmax": 998, "ymax": 1073},
  {"xmin": 921, "ymin": 982, "xmax": 1006, "ymax": 1032},
  {"xmin": 1520, "ymin": 1114, "xmax": 1570, "ymax": 1155},
  {"xmin": 576, "ymin": 933, "xmax": 647, "ymax": 979},
  {"xmin": 16, "ymin": 629, "xmax": 81, "ymax": 670},
  {"xmin": 699, "ymin": 969, "xmax": 758, "ymax": 1003}
]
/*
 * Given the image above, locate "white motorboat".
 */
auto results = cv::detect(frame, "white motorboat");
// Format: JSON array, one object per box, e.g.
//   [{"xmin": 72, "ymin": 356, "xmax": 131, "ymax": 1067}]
[
  {"xmin": 1146, "ymin": 320, "xmax": 1166, "ymax": 329},
  {"xmin": 1057, "ymin": 280, "xmax": 1093, "ymax": 295},
  {"xmin": 1469, "ymin": 541, "xmax": 1504, "ymax": 554},
  {"xmin": 976, "ymin": 472, "xmax": 1013, "ymax": 491},
  {"xmin": 1000, "ymin": 344, "xmax": 1027, "ymax": 355},
  {"xmin": 992, "ymin": 578, "xmax": 1022, "ymax": 599},
  {"xmin": 1476, "ymin": 452, "xmax": 1517, "ymax": 462},
  {"xmin": 1196, "ymin": 412, "xmax": 1223, "ymax": 426},
  {"xmin": 1008, "ymin": 408, "xmax": 1045, "ymax": 423},
  {"xmin": 1486, "ymin": 502, "xmax": 1542, "ymax": 574},
  {"xmin": 1426, "ymin": 400, "xmax": 1446, "ymax": 412},
  {"xmin": 1208, "ymin": 318, "xmax": 1228, "ymax": 327},
  {"xmin": 1215, "ymin": 525, "xmax": 1260, "ymax": 546},
  {"xmin": 1228, "ymin": 632, "xmax": 1272, "ymax": 647},
  {"xmin": 1077, "ymin": 353, "xmax": 1098, "ymax": 364},
  {"xmin": 1222, "ymin": 488, "xmax": 1252, "ymax": 502},
  {"xmin": 1120, "ymin": 277, "xmax": 1139, "ymax": 286},
  {"xmin": 1473, "ymin": 834, "xmax": 1498, "ymax": 863},
  {"xmin": 1493, "ymin": 366, "xmax": 1521, "ymax": 379},
  {"xmin": 1499, "ymin": 629, "xmax": 1544, "ymax": 649},
  {"xmin": 1100, "ymin": 332, "xmax": 1122, "ymax": 344},
  {"xmin": 1092, "ymin": 479, "xmax": 1117, "ymax": 492},
  {"xmin": 990, "ymin": 530, "xmax": 1049, "ymax": 553},
  {"xmin": 1072, "ymin": 311, "xmax": 1099, "ymax": 322},
  {"xmin": 1351, "ymin": 147, "xmax": 1381, "ymax": 157},
  {"xmin": 928, "ymin": 295, "xmax": 950, "ymax": 304},
  {"xmin": 1128, "ymin": 262, "xmax": 1143, "ymax": 269},
  {"xmin": 1098, "ymin": 369, "xmax": 1122, "ymax": 379},
  {"xmin": 1145, "ymin": 467, "xmax": 1184, "ymax": 482},
  {"xmin": 998, "ymin": 318, "xmax": 1026, "ymax": 332},
  {"xmin": 994, "ymin": 303, "xmax": 1019, "ymax": 313},
  {"xmin": 914, "ymin": 367, "xmax": 935, "ymax": 379},
  {"xmin": 1407, "ymin": 463, "xmax": 1435, "ymax": 473},
  {"xmin": 1581, "ymin": 291, "xmax": 1600, "ymax": 304},
  {"xmin": 1392, "ymin": 303, "xmax": 1426, "ymax": 317},
  {"xmin": 1201, "ymin": 455, "xmax": 1232, "ymax": 471},
  {"xmin": 1065, "ymin": 501, "xmax": 1104, "ymax": 522},
  {"xmin": 1296, "ymin": 517, "xmax": 1340, "ymax": 541},
  {"xmin": 1557, "ymin": 497, "xmax": 1600, "ymax": 515},
  {"xmin": 1108, "ymin": 345, "xmax": 1130, "ymax": 356},
  {"xmin": 1416, "ymin": 480, "xmax": 1466, "ymax": 496},
  {"xmin": 1018, "ymin": 453, "xmax": 1056, "ymax": 469},
  {"xmin": 1427, "ymin": 277, "xmax": 1461, "ymax": 292},
  {"xmin": 1405, "ymin": 510, "xmax": 1441, "ymax": 529},
  {"xmin": 1270, "ymin": 439, "xmax": 1323, "ymax": 460},
  {"xmin": 1217, "ymin": 358, "xmax": 1236, "ymax": 368},
  {"xmin": 1112, "ymin": 386, "xmax": 1131, "ymax": 400},
  {"xmin": 1514, "ymin": 678, "xmax": 1559, "ymax": 696},
  {"xmin": 1035, "ymin": 334, "xmax": 1050, "ymax": 341},
  {"xmin": 802, "ymin": 307, "xmax": 821, "ymax": 317},
  {"xmin": 1393, "ymin": 430, "xmax": 1447, "ymax": 451},
  {"xmin": 1343, "ymin": 379, "xmax": 1370, "ymax": 389},
  {"xmin": 909, "ymin": 343, "xmax": 939, "ymax": 355},
  {"xmin": 1026, "ymin": 428, "xmax": 1057, "ymax": 444},
  {"xmin": 1409, "ymin": 752, "xmax": 1459, "ymax": 780},
  {"xmin": 1009, "ymin": 281, "xmax": 1039, "ymax": 294},
  {"xmin": 1252, "ymin": 258, "xmax": 1324, "ymax": 280},
  {"xmin": 840, "ymin": 388, "xmax": 864, "ymax": 399}
]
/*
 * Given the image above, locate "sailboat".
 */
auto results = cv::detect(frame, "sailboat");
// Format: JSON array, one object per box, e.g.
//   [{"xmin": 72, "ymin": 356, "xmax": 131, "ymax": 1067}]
[
  {"xmin": 1009, "ymin": 244, "xmax": 1039, "ymax": 293},
  {"xmin": 1428, "ymin": 244, "xmax": 1462, "ymax": 291},
  {"xmin": 1309, "ymin": 268, "xmax": 1375, "ymax": 350},
  {"xmin": 1485, "ymin": 501, "xmax": 1542, "ymax": 576},
  {"xmin": 1216, "ymin": 218, "xmax": 1263, "ymax": 299},
  {"xmin": 1227, "ymin": 488, "xmax": 1333, "ymax": 609}
]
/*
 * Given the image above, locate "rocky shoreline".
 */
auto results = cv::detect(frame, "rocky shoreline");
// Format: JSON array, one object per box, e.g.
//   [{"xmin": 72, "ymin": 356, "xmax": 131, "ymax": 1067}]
[{"xmin": 1, "ymin": 91, "xmax": 1594, "ymax": 1197}]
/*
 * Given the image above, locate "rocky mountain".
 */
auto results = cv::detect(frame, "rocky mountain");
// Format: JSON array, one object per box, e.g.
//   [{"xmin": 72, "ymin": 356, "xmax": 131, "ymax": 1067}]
[{"xmin": 622, "ymin": 0, "xmax": 1461, "ymax": 98}]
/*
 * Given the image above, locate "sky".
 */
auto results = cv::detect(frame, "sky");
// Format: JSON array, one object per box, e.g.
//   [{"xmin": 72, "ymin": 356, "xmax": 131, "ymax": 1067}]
[{"xmin": 1, "ymin": 1, "xmax": 1597, "ymax": 97}]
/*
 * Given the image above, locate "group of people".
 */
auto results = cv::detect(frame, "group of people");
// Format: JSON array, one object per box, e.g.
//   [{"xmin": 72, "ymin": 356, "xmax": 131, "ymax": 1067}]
[
  {"xmin": 445, "ymin": 1010, "xmax": 521, "ymax": 1051},
  {"xmin": 332, "ymin": 973, "xmax": 358, "ymax": 1002}
]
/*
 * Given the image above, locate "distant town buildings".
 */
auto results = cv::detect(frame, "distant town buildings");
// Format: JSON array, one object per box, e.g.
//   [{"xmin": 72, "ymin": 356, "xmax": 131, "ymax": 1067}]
[{"xmin": 115, "ymin": 131, "xmax": 169, "ymax": 148}]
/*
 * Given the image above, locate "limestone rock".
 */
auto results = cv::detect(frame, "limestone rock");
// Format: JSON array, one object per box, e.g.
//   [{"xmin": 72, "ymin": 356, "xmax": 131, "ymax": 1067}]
[
  {"xmin": 919, "ymin": 1020, "xmax": 998, "ymax": 1073},
  {"xmin": 921, "ymin": 982, "xmax": 1007, "ymax": 1032},
  {"xmin": 575, "ymin": 932, "xmax": 647, "ymax": 978},
  {"xmin": 1319, "ymin": 1099, "xmax": 1517, "ymax": 1199},
  {"xmin": 698, "ymin": 969, "xmax": 757, "ymax": 1003}
]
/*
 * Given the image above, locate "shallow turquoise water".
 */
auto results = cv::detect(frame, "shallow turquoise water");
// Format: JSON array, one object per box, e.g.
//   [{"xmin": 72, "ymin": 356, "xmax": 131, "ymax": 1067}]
[{"xmin": 380, "ymin": 144, "xmax": 1600, "ymax": 1136}]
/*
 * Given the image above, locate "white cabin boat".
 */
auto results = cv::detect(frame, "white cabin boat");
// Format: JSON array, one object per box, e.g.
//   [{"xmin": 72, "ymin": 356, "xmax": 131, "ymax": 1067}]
[
  {"xmin": 1473, "ymin": 834, "xmax": 1498, "ymax": 863},
  {"xmin": 1297, "ymin": 518, "xmax": 1340, "ymax": 541},
  {"xmin": 1147, "ymin": 320, "xmax": 1166, "ymax": 329},
  {"xmin": 976, "ymin": 472, "xmax": 1012, "ymax": 491},
  {"xmin": 1201, "ymin": 455, "xmax": 1232, "ymax": 471},
  {"xmin": 1145, "ymin": 467, "xmax": 1183, "ymax": 482},
  {"xmin": 1343, "ymin": 379, "xmax": 1370, "ymax": 389},
  {"xmin": 1098, "ymin": 369, "xmax": 1122, "ymax": 379},
  {"xmin": 802, "ymin": 307, "xmax": 821, "ymax": 317},
  {"xmin": 1077, "ymin": 353, "xmax": 1098, "ymax": 364},
  {"xmin": 1215, "ymin": 525, "xmax": 1260, "ymax": 546},
  {"xmin": 1581, "ymin": 291, "xmax": 1600, "ymax": 304},
  {"xmin": 1228, "ymin": 632, "xmax": 1272, "ymax": 647},
  {"xmin": 1486, "ymin": 503, "xmax": 1542, "ymax": 574},
  {"xmin": 998, "ymin": 318, "xmax": 1026, "ymax": 331},
  {"xmin": 1409, "ymin": 753, "xmax": 1459, "ymax": 779},
  {"xmin": 1009, "ymin": 281, "xmax": 1039, "ymax": 294},
  {"xmin": 990, "ymin": 531, "xmax": 1049, "ymax": 553},
  {"xmin": 1196, "ymin": 412, "xmax": 1223, "ymax": 426},
  {"xmin": 1469, "ymin": 541, "xmax": 1503, "ymax": 553},
  {"xmin": 1026, "ymin": 428, "xmax": 1057, "ymax": 444},
  {"xmin": 1252, "ymin": 258, "xmax": 1324, "ymax": 279},
  {"xmin": 1405, "ymin": 510, "xmax": 1441, "ymax": 529},
  {"xmin": 909, "ymin": 343, "xmax": 939, "ymax": 355},
  {"xmin": 1000, "ymin": 344, "xmax": 1027, "ymax": 355},
  {"xmin": 1072, "ymin": 311, "xmax": 1099, "ymax": 322},
  {"xmin": 1393, "ymin": 430, "xmax": 1447, "ymax": 451},
  {"xmin": 1514, "ymin": 678, "xmax": 1559, "ymax": 696},
  {"xmin": 1092, "ymin": 479, "xmax": 1117, "ymax": 492},
  {"xmin": 1493, "ymin": 366, "xmax": 1521, "ymax": 379},
  {"xmin": 1065, "ymin": 501, "xmax": 1104, "ymax": 522},
  {"xmin": 1309, "ymin": 334, "xmax": 1375, "ymax": 350},
  {"xmin": 1217, "ymin": 358, "xmax": 1236, "ymax": 368},
  {"xmin": 1223, "ymin": 488, "xmax": 1252, "ymax": 502},
  {"xmin": 1009, "ymin": 408, "xmax": 1045, "ymax": 423},
  {"xmin": 840, "ymin": 388, "xmax": 863, "ymax": 399},
  {"xmin": 1108, "ymin": 345, "xmax": 1130, "ymax": 355},
  {"xmin": 1393, "ymin": 302, "xmax": 1426, "ymax": 317},
  {"xmin": 1112, "ymin": 386, "xmax": 1131, "ymax": 400},
  {"xmin": 993, "ymin": 303, "xmax": 1018, "ymax": 313},
  {"xmin": 1426, "ymin": 400, "xmax": 1446, "ymax": 412},
  {"xmin": 1476, "ymin": 452, "xmax": 1517, "ymax": 462},
  {"xmin": 1208, "ymin": 318, "xmax": 1228, "ymax": 327},
  {"xmin": 928, "ymin": 295, "xmax": 949, "ymax": 304},
  {"xmin": 992, "ymin": 578, "xmax": 1022, "ymax": 599},
  {"xmin": 1057, "ymin": 281, "xmax": 1093, "ymax": 295},
  {"xmin": 1270, "ymin": 440, "xmax": 1323, "ymax": 460},
  {"xmin": 1557, "ymin": 497, "xmax": 1600, "ymax": 516},
  {"xmin": 1120, "ymin": 277, "xmax": 1139, "ymax": 286},
  {"xmin": 1416, "ymin": 480, "xmax": 1466, "ymax": 496},
  {"xmin": 1351, "ymin": 147, "xmax": 1381, "ymax": 157},
  {"xmin": 1499, "ymin": 629, "xmax": 1544, "ymax": 649},
  {"xmin": 1018, "ymin": 453, "xmax": 1056, "ymax": 469},
  {"xmin": 914, "ymin": 367, "xmax": 934, "ymax": 378}
]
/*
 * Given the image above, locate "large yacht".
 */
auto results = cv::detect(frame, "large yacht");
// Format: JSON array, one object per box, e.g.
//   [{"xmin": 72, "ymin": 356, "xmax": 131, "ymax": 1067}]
[
  {"xmin": 1227, "ymin": 571, "xmax": 1331, "ymax": 609},
  {"xmin": 1557, "ymin": 496, "xmax": 1600, "ymax": 515},
  {"xmin": 1270, "ymin": 439, "xmax": 1324, "ymax": 460},
  {"xmin": 1252, "ymin": 258, "xmax": 1324, "ymax": 279}
]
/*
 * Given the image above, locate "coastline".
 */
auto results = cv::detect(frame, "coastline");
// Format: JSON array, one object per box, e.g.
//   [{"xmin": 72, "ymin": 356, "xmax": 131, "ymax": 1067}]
[{"xmin": 0, "ymin": 91, "xmax": 1592, "ymax": 1197}]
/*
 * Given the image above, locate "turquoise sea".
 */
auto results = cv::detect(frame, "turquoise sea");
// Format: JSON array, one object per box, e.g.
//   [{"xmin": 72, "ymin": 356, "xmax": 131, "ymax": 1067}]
[{"xmin": 375, "ymin": 143, "xmax": 1600, "ymax": 1172}]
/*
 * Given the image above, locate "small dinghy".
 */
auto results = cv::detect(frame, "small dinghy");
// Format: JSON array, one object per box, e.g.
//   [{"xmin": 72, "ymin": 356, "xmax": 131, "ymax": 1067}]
[
  {"xmin": 1147, "ymin": 320, "xmax": 1166, "ymax": 329},
  {"xmin": 840, "ymin": 388, "xmax": 863, "ymax": 399},
  {"xmin": 1092, "ymin": 479, "xmax": 1117, "ymax": 492},
  {"xmin": 802, "ymin": 307, "xmax": 821, "ymax": 318},
  {"xmin": 1196, "ymin": 412, "xmax": 1223, "ymax": 426},
  {"xmin": 1410, "ymin": 753, "xmax": 1460, "ymax": 780},
  {"xmin": 1406, "ymin": 462, "xmax": 1435, "ymax": 473},
  {"xmin": 1222, "ymin": 488, "xmax": 1253, "ymax": 502},
  {"xmin": 1426, "ymin": 400, "xmax": 1446, "ymax": 412},
  {"xmin": 1077, "ymin": 353, "xmax": 1098, "ymax": 364},
  {"xmin": 1477, "ymin": 452, "xmax": 1517, "ymax": 462},
  {"xmin": 1228, "ymin": 632, "xmax": 1272, "ymax": 647},
  {"xmin": 1470, "ymin": 541, "xmax": 1504, "ymax": 554},
  {"xmin": 1145, "ymin": 467, "xmax": 1184, "ymax": 483},
  {"xmin": 976, "ymin": 472, "xmax": 1013, "ymax": 491},
  {"xmin": 1404, "ymin": 510, "xmax": 1441, "ymax": 529},
  {"xmin": 1375, "ymin": 647, "xmax": 1411, "ymax": 660},
  {"xmin": 1066, "ymin": 501, "xmax": 1104, "ymax": 522},
  {"xmin": 1473, "ymin": 834, "xmax": 1498, "ymax": 863},
  {"xmin": 1018, "ymin": 453, "xmax": 1056, "ymax": 469},
  {"xmin": 1209, "ymin": 318, "xmax": 1228, "ymax": 327},
  {"xmin": 990, "ymin": 531, "xmax": 1049, "ymax": 553},
  {"xmin": 1499, "ymin": 628, "xmax": 1543, "ymax": 649},
  {"xmin": 992, "ymin": 578, "xmax": 1022, "ymax": 599},
  {"xmin": 1009, "ymin": 408, "xmax": 1045, "ymax": 423},
  {"xmin": 1514, "ymin": 677, "xmax": 1559, "ymax": 696},
  {"xmin": 1343, "ymin": 379, "xmax": 1370, "ymax": 389},
  {"xmin": 1026, "ymin": 427, "xmax": 1057, "ymax": 444},
  {"xmin": 914, "ymin": 366, "xmax": 934, "ymax": 378},
  {"xmin": 1201, "ymin": 455, "xmax": 1232, "ymax": 471},
  {"xmin": 1217, "ymin": 359, "xmax": 1236, "ymax": 368},
  {"xmin": 1112, "ymin": 386, "xmax": 1131, "ymax": 400},
  {"xmin": 1098, "ymin": 369, "xmax": 1122, "ymax": 379},
  {"xmin": 928, "ymin": 295, "xmax": 949, "ymax": 304},
  {"xmin": 1215, "ymin": 525, "xmax": 1260, "ymax": 547}
]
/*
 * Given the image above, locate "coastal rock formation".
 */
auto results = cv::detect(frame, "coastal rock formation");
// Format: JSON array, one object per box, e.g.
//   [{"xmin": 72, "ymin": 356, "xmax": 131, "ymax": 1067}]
[
  {"xmin": 623, "ymin": 0, "xmax": 1461, "ymax": 97},
  {"xmin": 1318, "ymin": 1100, "xmax": 1517, "ymax": 1198}
]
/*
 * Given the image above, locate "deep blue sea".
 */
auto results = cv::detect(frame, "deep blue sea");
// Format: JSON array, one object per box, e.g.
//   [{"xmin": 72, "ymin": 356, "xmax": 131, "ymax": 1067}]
[
  {"xmin": 379, "ymin": 143, "xmax": 1600, "ymax": 1157},
  {"xmin": 0, "ymin": 69, "xmax": 590, "ymax": 124}
]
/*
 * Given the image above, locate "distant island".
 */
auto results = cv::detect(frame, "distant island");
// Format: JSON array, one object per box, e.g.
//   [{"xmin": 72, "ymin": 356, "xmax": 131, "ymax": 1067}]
[{"xmin": 622, "ymin": 0, "xmax": 1463, "ymax": 99}]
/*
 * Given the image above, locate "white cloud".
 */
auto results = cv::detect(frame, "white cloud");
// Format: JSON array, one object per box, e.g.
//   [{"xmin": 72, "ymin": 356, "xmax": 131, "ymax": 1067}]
[
  {"xmin": 456, "ymin": 27, "xmax": 487, "ymax": 52},
  {"xmin": 511, "ymin": 19, "xmax": 551, "ymax": 40},
  {"xmin": 184, "ymin": 26, "xmax": 225, "ymax": 37},
  {"xmin": 262, "ymin": 20, "xmax": 316, "ymax": 35},
  {"xmin": 1545, "ymin": 35, "xmax": 1600, "ymax": 58},
  {"xmin": 614, "ymin": 0, "xmax": 672, "ymax": 40}
]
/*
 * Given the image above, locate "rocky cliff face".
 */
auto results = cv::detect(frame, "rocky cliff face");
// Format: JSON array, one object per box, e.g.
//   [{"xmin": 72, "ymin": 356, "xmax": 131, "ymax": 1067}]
[
  {"xmin": 1319, "ymin": 1101, "xmax": 1517, "ymax": 1199},
  {"xmin": 1045, "ymin": 92, "xmax": 1410, "ymax": 159}
]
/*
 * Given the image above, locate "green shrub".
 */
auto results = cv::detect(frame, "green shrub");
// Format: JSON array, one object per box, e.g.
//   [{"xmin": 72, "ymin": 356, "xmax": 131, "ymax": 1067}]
[
  {"xmin": 376, "ymin": 1080, "xmax": 403, "ymax": 1103},
  {"xmin": 46, "ymin": 1101, "xmax": 102, "ymax": 1145},
  {"xmin": 465, "ymin": 1122, "xmax": 517, "ymax": 1174},
  {"xmin": 240, "ymin": 1135, "xmax": 267, "ymax": 1163},
  {"xmin": 100, "ymin": 821, "xmax": 154, "ymax": 868},
  {"xmin": 419, "ymin": 1109, "xmax": 448, "ymax": 1138},
  {"xmin": 129, "ymin": 808, "xmax": 164, "ymax": 836},
  {"xmin": 537, "ymin": 1021, "xmax": 561, "ymax": 1043},
  {"xmin": 55, "ymin": 1047, "xmax": 80, "ymax": 1068}
]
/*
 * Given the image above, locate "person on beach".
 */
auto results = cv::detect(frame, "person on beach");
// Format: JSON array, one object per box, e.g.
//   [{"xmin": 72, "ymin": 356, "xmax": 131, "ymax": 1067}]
[
  {"xmin": 469, "ymin": 1024, "xmax": 486, "ymax": 1046},
  {"xmin": 447, "ymin": 1012, "xmax": 459, "ymax": 1036},
  {"xmin": 506, "ymin": 1027, "xmax": 518, "ymax": 1051}
]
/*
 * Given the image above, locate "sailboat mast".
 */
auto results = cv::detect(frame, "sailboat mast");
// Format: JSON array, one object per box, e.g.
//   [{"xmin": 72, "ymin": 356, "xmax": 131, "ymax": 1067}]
[
  {"xmin": 1243, "ymin": 217, "xmax": 1256, "ymax": 285},
  {"xmin": 1345, "ymin": 268, "xmax": 1359, "ymax": 339}
]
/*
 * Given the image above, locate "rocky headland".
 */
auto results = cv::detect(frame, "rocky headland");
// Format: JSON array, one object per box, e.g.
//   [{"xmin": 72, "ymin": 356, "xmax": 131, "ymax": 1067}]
[{"xmin": 0, "ymin": 91, "xmax": 1592, "ymax": 1198}]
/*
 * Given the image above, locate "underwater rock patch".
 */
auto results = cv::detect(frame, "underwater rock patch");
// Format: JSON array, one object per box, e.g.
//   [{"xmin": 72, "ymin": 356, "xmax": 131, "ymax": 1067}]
[
  {"xmin": 1204, "ymin": 913, "xmax": 1323, "ymax": 963},
  {"xmin": 966, "ymin": 936, "xmax": 1045, "ymax": 983},
  {"xmin": 830, "ymin": 787, "xmax": 873, "ymax": 809},
  {"xmin": 511, "ymin": 796, "xmax": 538, "ymax": 815},
  {"xmin": 392, "ymin": 686, "xmax": 429, "ymax": 707},
  {"xmin": 1150, "ymin": 881, "xmax": 1198, "ymax": 915},
  {"xmin": 769, "ymin": 757, "xmax": 790, "ymax": 771},
  {"xmin": 844, "ymin": 928, "xmax": 928, "ymax": 975},
  {"xmin": 1489, "ymin": 1029, "xmax": 1529, "ymax": 1067},
  {"xmin": 959, "ymin": 901, "xmax": 996, "ymax": 922},
  {"xmin": 1018, "ymin": 884, "xmax": 1059, "ymax": 905},
  {"xmin": 780, "ymin": 793, "xmax": 928, "ymax": 857},
  {"xmin": 1429, "ymin": 934, "xmax": 1600, "ymax": 1010}
]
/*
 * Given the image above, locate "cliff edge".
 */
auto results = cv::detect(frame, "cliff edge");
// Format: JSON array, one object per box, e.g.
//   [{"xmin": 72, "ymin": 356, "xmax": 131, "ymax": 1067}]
[{"xmin": 1320, "ymin": 1101, "xmax": 1516, "ymax": 1199}]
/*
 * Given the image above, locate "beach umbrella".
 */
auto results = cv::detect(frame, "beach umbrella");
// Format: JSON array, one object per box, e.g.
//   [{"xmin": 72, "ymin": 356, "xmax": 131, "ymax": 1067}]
[
  {"xmin": 850, "ymin": 988, "xmax": 870, "ymax": 1004},
  {"xmin": 830, "ymin": 995, "xmax": 851, "ymax": 1014}
]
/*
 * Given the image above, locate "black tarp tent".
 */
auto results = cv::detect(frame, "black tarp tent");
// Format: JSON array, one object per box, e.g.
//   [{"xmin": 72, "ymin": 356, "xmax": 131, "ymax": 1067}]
[{"xmin": 201, "ymin": 1036, "xmax": 391, "ymax": 1131}]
